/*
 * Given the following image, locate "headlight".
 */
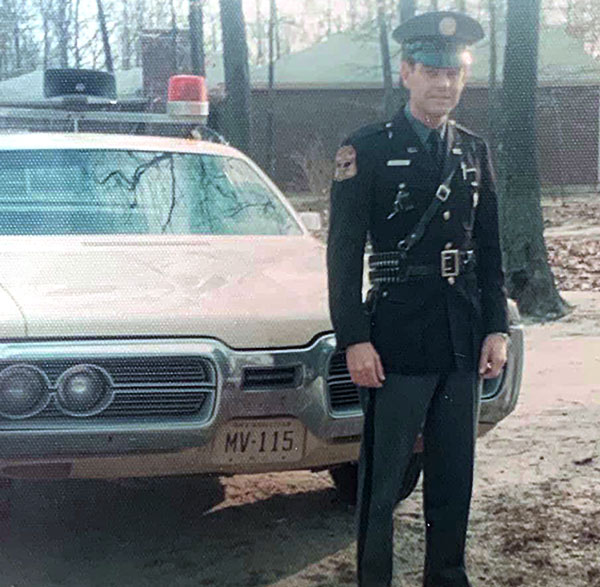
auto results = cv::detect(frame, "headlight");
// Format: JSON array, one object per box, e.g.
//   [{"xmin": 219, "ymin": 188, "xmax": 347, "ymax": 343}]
[
  {"xmin": 0, "ymin": 365, "xmax": 50, "ymax": 419},
  {"xmin": 56, "ymin": 365, "xmax": 113, "ymax": 416}
]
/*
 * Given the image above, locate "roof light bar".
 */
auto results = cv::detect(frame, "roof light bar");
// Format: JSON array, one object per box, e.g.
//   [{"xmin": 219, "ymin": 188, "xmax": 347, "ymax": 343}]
[{"xmin": 167, "ymin": 75, "xmax": 210, "ymax": 118}]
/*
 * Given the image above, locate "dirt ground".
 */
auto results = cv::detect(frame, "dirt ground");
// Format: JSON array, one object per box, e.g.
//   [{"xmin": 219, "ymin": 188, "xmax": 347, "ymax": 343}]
[{"xmin": 0, "ymin": 197, "xmax": 598, "ymax": 586}]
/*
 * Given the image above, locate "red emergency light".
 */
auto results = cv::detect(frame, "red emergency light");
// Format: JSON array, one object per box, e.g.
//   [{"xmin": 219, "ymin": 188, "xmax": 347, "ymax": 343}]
[{"xmin": 167, "ymin": 75, "xmax": 209, "ymax": 118}]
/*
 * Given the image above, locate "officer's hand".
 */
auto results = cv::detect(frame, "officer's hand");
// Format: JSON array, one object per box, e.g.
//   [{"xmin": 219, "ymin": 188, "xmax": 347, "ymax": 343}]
[
  {"xmin": 478, "ymin": 334, "xmax": 508, "ymax": 379},
  {"xmin": 346, "ymin": 342, "xmax": 386, "ymax": 388}
]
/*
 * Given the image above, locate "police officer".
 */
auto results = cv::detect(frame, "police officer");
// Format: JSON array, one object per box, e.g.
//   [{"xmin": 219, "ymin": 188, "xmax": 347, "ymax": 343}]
[{"xmin": 327, "ymin": 11, "xmax": 509, "ymax": 587}]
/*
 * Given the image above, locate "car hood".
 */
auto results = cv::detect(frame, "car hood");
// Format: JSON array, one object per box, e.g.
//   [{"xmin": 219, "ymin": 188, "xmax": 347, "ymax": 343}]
[{"xmin": 0, "ymin": 236, "xmax": 333, "ymax": 348}]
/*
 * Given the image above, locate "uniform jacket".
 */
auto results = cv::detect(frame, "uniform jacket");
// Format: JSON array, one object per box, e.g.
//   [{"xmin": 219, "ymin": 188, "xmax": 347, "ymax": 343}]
[{"xmin": 327, "ymin": 108, "xmax": 509, "ymax": 374}]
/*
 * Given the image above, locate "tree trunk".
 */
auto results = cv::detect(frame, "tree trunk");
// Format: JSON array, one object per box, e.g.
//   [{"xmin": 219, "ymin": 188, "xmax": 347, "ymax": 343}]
[
  {"xmin": 398, "ymin": 0, "xmax": 415, "ymax": 106},
  {"xmin": 122, "ymin": 0, "xmax": 132, "ymax": 70},
  {"xmin": 501, "ymin": 0, "xmax": 566, "ymax": 318},
  {"xmin": 274, "ymin": 0, "xmax": 281, "ymax": 59},
  {"xmin": 56, "ymin": 0, "xmax": 70, "ymax": 68},
  {"xmin": 42, "ymin": 8, "xmax": 50, "ymax": 70},
  {"xmin": 74, "ymin": 0, "xmax": 81, "ymax": 67},
  {"xmin": 456, "ymin": 0, "xmax": 467, "ymax": 11},
  {"xmin": 377, "ymin": 0, "xmax": 395, "ymax": 119},
  {"xmin": 169, "ymin": 0, "xmax": 177, "ymax": 72},
  {"xmin": 254, "ymin": 0, "xmax": 264, "ymax": 65},
  {"xmin": 211, "ymin": 15, "xmax": 218, "ymax": 52},
  {"xmin": 219, "ymin": 0, "xmax": 252, "ymax": 153},
  {"xmin": 266, "ymin": 0, "xmax": 276, "ymax": 175},
  {"xmin": 134, "ymin": 0, "xmax": 145, "ymax": 67},
  {"xmin": 487, "ymin": 0, "xmax": 498, "ymax": 155},
  {"xmin": 349, "ymin": 0, "xmax": 358, "ymax": 30},
  {"xmin": 13, "ymin": 18, "xmax": 21, "ymax": 72},
  {"xmin": 398, "ymin": 0, "xmax": 415, "ymax": 23},
  {"xmin": 189, "ymin": 0, "xmax": 206, "ymax": 75},
  {"xmin": 96, "ymin": 0, "xmax": 114, "ymax": 72}
]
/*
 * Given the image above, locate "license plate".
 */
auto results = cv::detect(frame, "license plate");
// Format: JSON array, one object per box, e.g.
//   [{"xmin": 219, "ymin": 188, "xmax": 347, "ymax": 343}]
[{"xmin": 212, "ymin": 418, "xmax": 305, "ymax": 464}]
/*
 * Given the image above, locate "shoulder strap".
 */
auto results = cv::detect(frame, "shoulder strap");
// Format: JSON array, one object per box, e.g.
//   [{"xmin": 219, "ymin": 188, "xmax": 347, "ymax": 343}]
[{"xmin": 397, "ymin": 160, "xmax": 461, "ymax": 255}]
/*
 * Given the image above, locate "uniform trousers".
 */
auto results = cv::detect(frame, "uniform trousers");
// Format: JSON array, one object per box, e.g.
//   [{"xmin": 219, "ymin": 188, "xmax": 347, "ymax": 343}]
[{"xmin": 356, "ymin": 371, "xmax": 480, "ymax": 587}]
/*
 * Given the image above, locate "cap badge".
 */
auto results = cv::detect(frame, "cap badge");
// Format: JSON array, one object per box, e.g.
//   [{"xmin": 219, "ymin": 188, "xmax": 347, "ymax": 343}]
[{"xmin": 439, "ymin": 16, "xmax": 457, "ymax": 36}]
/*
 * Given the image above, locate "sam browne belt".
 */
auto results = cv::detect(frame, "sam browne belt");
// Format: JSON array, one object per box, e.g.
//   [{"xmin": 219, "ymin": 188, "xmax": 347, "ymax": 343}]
[{"xmin": 368, "ymin": 249, "xmax": 475, "ymax": 284}]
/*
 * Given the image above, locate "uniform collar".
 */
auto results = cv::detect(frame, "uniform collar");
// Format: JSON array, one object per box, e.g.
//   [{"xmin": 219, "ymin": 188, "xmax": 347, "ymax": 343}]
[
  {"xmin": 403, "ymin": 103, "xmax": 447, "ymax": 148},
  {"xmin": 390, "ymin": 107, "xmax": 463, "ymax": 182}
]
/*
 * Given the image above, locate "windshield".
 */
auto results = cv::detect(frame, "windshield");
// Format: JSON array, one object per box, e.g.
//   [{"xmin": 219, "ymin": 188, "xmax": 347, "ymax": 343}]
[{"xmin": 0, "ymin": 149, "xmax": 302, "ymax": 236}]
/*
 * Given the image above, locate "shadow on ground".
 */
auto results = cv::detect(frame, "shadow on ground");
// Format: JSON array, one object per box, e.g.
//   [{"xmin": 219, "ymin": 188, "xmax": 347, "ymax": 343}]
[{"xmin": 0, "ymin": 475, "xmax": 355, "ymax": 586}]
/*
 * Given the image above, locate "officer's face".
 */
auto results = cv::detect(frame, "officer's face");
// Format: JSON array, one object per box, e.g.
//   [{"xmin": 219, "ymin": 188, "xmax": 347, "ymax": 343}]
[{"xmin": 401, "ymin": 61, "xmax": 466, "ymax": 122}]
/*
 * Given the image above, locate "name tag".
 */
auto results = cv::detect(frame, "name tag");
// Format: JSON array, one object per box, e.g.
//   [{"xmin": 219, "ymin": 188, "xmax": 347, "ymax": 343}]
[
  {"xmin": 387, "ymin": 159, "xmax": 411, "ymax": 167},
  {"xmin": 452, "ymin": 147, "xmax": 463, "ymax": 155}
]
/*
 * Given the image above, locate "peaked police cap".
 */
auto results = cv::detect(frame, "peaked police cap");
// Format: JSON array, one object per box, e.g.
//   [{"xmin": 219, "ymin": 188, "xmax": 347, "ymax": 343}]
[{"xmin": 392, "ymin": 11, "xmax": 484, "ymax": 68}]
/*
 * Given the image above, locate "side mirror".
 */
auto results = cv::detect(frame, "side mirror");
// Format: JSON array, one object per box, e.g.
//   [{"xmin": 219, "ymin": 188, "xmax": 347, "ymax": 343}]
[{"xmin": 299, "ymin": 211, "xmax": 322, "ymax": 231}]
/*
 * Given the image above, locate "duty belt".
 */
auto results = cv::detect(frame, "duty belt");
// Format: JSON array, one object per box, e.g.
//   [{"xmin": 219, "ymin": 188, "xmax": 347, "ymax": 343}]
[{"xmin": 368, "ymin": 249, "xmax": 475, "ymax": 284}]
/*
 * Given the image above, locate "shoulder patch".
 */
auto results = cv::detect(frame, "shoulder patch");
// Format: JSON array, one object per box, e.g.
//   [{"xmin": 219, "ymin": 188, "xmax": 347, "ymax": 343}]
[{"xmin": 334, "ymin": 145, "xmax": 358, "ymax": 182}]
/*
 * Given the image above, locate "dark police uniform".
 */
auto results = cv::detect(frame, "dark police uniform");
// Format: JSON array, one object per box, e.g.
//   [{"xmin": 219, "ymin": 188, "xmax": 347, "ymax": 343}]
[{"xmin": 326, "ymin": 11, "xmax": 509, "ymax": 587}]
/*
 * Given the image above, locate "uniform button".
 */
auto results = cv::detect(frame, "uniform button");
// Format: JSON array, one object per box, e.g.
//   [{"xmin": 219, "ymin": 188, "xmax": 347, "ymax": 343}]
[
  {"xmin": 382, "ymin": 290, "xmax": 389, "ymax": 298},
  {"xmin": 448, "ymin": 277, "xmax": 456, "ymax": 285},
  {"xmin": 445, "ymin": 242, "xmax": 453, "ymax": 250},
  {"xmin": 443, "ymin": 210, "xmax": 451, "ymax": 221}
]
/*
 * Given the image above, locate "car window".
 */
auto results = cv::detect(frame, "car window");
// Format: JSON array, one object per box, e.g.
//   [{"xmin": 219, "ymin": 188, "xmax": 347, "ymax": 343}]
[{"xmin": 0, "ymin": 149, "xmax": 302, "ymax": 236}]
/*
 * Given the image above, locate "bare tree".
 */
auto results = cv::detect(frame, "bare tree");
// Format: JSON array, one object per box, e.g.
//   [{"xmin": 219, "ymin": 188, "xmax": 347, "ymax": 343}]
[
  {"xmin": 211, "ymin": 13, "xmax": 218, "ymax": 52},
  {"xmin": 53, "ymin": 0, "xmax": 71, "ymax": 67},
  {"xmin": 273, "ymin": 0, "xmax": 281, "ymax": 59},
  {"xmin": 349, "ymin": 0, "xmax": 358, "ymax": 29},
  {"xmin": 72, "ymin": 0, "xmax": 82, "ymax": 67},
  {"xmin": 377, "ymin": 0, "xmax": 395, "ymax": 118},
  {"xmin": 253, "ymin": 0, "xmax": 265, "ymax": 64},
  {"xmin": 10, "ymin": 0, "xmax": 22, "ymax": 72},
  {"xmin": 396, "ymin": 0, "xmax": 416, "ymax": 105},
  {"xmin": 96, "ymin": 0, "xmax": 114, "ymax": 72},
  {"xmin": 134, "ymin": 0, "xmax": 145, "ymax": 66},
  {"xmin": 566, "ymin": 0, "xmax": 600, "ymax": 50},
  {"xmin": 219, "ymin": 0, "xmax": 251, "ymax": 152},
  {"xmin": 501, "ymin": 0, "xmax": 566, "ymax": 317},
  {"xmin": 487, "ymin": 0, "xmax": 499, "ymax": 153},
  {"xmin": 42, "ymin": 6, "xmax": 51, "ymax": 69},
  {"xmin": 399, "ymin": 0, "xmax": 416, "ymax": 22},
  {"xmin": 121, "ymin": 0, "xmax": 133, "ymax": 69},
  {"xmin": 189, "ymin": 0, "xmax": 206, "ymax": 75},
  {"xmin": 266, "ymin": 0, "xmax": 277, "ymax": 174}
]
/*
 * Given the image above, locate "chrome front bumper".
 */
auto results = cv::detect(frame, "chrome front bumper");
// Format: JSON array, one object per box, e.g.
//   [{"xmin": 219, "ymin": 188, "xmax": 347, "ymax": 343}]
[
  {"xmin": 0, "ymin": 326, "xmax": 522, "ymax": 479},
  {"xmin": 0, "ymin": 336, "xmax": 363, "ymax": 477}
]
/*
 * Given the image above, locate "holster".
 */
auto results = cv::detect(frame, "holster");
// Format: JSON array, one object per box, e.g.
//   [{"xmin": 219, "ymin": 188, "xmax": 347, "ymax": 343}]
[{"xmin": 365, "ymin": 285, "xmax": 381, "ymax": 317}]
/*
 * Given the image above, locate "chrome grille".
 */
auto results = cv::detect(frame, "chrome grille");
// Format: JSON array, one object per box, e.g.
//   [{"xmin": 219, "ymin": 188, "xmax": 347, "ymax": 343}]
[
  {"xmin": 327, "ymin": 352, "xmax": 361, "ymax": 411},
  {"xmin": 11, "ymin": 357, "xmax": 214, "ymax": 386},
  {"xmin": 0, "ymin": 356, "xmax": 216, "ymax": 420}
]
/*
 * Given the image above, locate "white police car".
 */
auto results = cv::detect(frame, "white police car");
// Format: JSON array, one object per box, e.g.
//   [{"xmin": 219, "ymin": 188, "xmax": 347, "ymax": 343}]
[{"xmin": 0, "ymin": 70, "xmax": 523, "ymax": 504}]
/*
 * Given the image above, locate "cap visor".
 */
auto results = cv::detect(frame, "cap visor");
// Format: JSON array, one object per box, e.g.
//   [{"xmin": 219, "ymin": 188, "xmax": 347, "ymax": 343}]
[{"xmin": 411, "ymin": 52, "xmax": 463, "ymax": 68}]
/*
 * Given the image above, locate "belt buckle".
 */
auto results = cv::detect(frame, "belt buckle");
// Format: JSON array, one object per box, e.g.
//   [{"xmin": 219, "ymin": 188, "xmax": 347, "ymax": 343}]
[{"xmin": 441, "ymin": 249, "xmax": 460, "ymax": 277}]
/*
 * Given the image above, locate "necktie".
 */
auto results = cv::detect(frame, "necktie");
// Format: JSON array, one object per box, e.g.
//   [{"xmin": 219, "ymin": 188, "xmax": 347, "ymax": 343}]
[{"xmin": 427, "ymin": 130, "xmax": 444, "ymax": 171}]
